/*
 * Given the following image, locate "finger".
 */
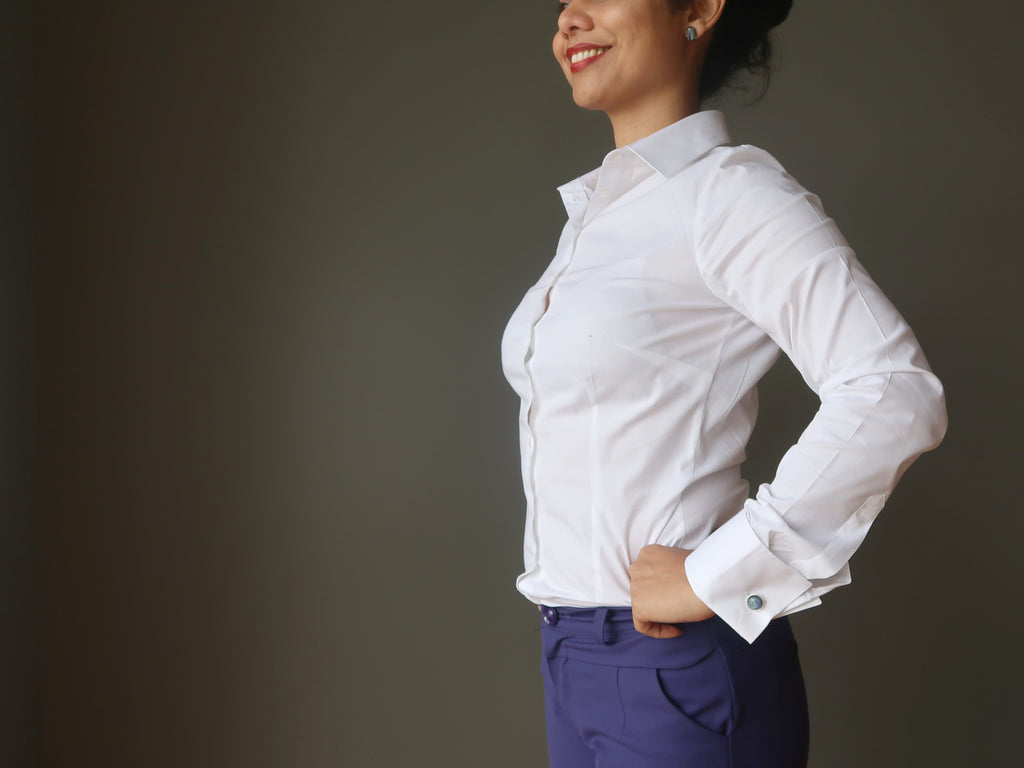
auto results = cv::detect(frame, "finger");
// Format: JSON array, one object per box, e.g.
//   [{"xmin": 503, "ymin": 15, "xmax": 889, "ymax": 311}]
[
  {"xmin": 634, "ymin": 618, "xmax": 684, "ymax": 639},
  {"xmin": 651, "ymin": 622, "xmax": 684, "ymax": 639},
  {"xmin": 643, "ymin": 621, "xmax": 684, "ymax": 639}
]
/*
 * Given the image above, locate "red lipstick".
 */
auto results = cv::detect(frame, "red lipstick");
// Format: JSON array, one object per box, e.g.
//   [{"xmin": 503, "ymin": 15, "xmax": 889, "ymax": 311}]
[{"xmin": 566, "ymin": 43, "xmax": 610, "ymax": 73}]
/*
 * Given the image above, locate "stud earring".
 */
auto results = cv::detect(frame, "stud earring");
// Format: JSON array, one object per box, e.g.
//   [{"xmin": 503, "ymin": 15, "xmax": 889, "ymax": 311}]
[{"xmin": 686, "ymin": 26, "xmax": 698, "ymax": 41}]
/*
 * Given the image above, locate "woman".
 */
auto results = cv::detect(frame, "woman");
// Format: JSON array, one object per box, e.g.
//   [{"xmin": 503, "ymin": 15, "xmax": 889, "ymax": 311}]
[{"xmin": 501, "ymin": 1, "xmax": 946, "ymax": 766}]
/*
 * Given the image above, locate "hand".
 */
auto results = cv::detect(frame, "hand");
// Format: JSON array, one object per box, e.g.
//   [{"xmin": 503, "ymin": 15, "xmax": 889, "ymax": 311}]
[{"xmin": 628, "ymin": 545, "xmax": 714, "ymax": 638}]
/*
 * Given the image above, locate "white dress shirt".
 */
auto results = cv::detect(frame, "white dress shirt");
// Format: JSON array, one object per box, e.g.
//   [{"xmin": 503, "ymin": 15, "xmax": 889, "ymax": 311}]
[{"xmin": 501, "ymin": 110, "xmax": 947, "ymax": 643}]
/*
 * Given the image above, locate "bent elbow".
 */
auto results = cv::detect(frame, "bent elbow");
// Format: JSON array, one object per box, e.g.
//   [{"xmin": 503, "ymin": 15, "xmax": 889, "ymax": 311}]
[
  {"xmin": 925, "ymin": 379, "xmax": 948, "ymax": 450},
  {"xmin": 901, "ymin": 370, "xmax": 947, "ymax": 456}
]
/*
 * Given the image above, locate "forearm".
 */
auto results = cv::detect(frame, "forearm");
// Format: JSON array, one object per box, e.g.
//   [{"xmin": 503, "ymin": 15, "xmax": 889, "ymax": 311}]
[{"xmin": 685, "ymin": 367, "xmax": 946, "ymax": 642}]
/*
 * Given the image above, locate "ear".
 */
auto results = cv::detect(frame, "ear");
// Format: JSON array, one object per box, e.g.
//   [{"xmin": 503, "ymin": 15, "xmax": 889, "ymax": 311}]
[{"xmin": 686, "ymin": 0, "xmax": 727, "ymax": 38}]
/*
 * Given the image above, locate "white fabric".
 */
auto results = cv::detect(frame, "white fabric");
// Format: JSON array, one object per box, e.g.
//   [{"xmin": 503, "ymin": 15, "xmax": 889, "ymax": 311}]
[{"xmin": 501, "ymin": 110, "xmax": 947, "ymax": 643}]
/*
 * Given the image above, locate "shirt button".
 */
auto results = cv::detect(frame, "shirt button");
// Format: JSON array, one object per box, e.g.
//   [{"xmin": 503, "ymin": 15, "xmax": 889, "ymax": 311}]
[{"xmin": 746, "ymin": 594, "xmax": 765, "ymax": 611}]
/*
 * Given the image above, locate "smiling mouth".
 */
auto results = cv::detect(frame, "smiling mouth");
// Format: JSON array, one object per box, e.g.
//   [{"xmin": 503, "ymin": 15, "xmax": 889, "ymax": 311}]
[{"xmin": 568, "ymin": 46, "xmax": 610, "ymax": 73}]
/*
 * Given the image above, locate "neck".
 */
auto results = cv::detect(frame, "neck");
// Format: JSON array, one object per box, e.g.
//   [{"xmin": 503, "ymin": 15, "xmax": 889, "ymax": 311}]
[{"xmin": 608, "ymin": 92, "xmax": 701, "ymax": 148}]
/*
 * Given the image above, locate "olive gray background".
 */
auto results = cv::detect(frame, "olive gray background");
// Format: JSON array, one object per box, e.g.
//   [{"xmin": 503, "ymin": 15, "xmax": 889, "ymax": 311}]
[{"xmin": 4, "ymin": 0, "xmax": 1022, "ymax": 765}]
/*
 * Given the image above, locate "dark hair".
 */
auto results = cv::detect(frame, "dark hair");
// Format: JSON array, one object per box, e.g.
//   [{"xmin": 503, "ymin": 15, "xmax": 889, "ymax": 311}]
[{"xmin": 670, "ymin": 0, "xmax": 793, "ymax": 101}]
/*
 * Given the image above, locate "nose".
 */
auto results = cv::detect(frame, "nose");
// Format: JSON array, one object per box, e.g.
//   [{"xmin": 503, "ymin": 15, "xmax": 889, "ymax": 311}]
[{"xmin": 557, "ymin": 1, "xmax": 594, "ymax": 36}]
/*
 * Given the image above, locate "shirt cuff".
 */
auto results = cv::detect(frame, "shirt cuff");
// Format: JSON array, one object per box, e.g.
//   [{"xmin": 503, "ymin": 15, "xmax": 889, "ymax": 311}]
[{"xmin": 685, "ymin": 512, "xmax": 813, "ymax": 644}]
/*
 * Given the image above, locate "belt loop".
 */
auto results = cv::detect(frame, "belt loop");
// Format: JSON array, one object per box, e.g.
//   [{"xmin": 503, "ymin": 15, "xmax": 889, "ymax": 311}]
[{"xmin": 593, "ymin": 607, "xmax": 611, "ymax": 645}]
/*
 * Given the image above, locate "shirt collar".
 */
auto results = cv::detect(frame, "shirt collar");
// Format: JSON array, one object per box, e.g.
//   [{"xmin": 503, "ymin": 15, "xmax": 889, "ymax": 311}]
[
  {"xmin": 556, "ymin": 111, "xmax": 731, "ymax": 226},
  {"xmin": 626, "ymin": 110, "xmax": 731, "ymax": 179}
]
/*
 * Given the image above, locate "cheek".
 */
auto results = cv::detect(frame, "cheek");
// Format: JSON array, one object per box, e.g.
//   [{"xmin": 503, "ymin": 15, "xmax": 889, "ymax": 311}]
[{"xmin": 552, "ymin": 34, "xmax": 571, "ymax": 78}]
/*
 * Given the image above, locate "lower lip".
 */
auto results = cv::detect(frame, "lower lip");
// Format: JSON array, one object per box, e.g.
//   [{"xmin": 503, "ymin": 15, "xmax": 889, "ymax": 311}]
[{"xmin": 569, "ymin": 50, "xmax": 608, "ymax": 74}]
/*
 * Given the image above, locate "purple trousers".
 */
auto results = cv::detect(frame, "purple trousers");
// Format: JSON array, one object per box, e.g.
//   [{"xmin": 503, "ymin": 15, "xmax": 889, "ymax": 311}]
[{"xmin": 540, "ymin": 607, "xmax": 809, "ymax": 768}]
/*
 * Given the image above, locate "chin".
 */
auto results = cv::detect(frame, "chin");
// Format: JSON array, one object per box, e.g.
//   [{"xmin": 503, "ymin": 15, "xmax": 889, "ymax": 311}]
[{"xmin": 570, "ymin": 89, "xmax": 605, "ymax": 112}]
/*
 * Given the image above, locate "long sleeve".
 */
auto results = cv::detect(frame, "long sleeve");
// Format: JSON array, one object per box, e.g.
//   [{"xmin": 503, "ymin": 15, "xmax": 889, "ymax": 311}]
[
  {"xmin": 682, "ymin": 149, "xmax": 948, "ymax": 643},
  {"xmin": 503, "ymin": 113, "xmax": 947, "ymax": 631}
]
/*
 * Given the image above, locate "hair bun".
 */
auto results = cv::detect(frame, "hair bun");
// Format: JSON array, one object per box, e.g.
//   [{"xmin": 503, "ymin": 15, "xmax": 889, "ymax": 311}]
[
  {"xmin": 750, "ymin": 0, "xmax": 793, "ymax": 29},
  {"xmin": 697, "ymin": 0, "xmax": 794, "ymax": 101},
  {"xmin": 767, "ymin": 0, "xmax": 794, "ymax": 28}
]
